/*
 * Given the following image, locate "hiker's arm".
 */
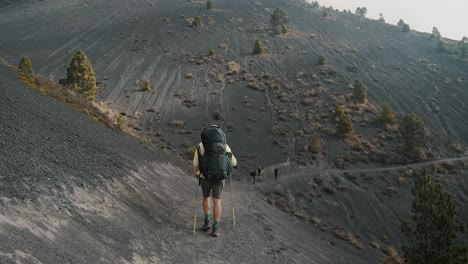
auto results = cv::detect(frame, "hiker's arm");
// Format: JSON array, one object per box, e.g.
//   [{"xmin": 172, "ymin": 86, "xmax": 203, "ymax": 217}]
[{"xmin": 193, "ymin": 148, "xmax": 200, "ymax": 177}]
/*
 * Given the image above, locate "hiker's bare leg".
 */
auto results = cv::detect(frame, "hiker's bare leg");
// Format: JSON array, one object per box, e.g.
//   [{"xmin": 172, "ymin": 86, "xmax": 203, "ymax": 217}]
[
  {"xmin": 203, "ymin": 197, "xmax": 210, "ymax": 215},
  {"xmin": 213, "ymin": 198, "xmax": 222, "ymax": 221}
]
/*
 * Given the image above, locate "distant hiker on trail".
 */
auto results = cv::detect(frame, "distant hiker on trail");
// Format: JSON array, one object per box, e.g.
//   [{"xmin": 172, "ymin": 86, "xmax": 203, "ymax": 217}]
[
  {"xmin": 193, "ymin": 125, "xmax": 237, "ymax": 237},
  {"xmin": 256, "ymin": 166, "xmax": 263, "ymax": 182},
  {"xmin": 250, "ymin": 170, "xmax": 257, "ymax": 184},
  {"xmin": 274, "ymin": 168, "xmax": 279, "ymax": 181}
]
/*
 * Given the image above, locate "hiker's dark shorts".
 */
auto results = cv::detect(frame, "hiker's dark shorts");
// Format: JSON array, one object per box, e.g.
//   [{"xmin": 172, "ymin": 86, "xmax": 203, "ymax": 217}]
[{"xmin": 201, "ymin": 178, "xmax": 225, "ymax": 199}]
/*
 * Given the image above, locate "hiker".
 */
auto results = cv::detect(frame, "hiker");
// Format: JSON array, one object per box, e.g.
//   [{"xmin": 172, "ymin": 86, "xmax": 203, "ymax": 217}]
[
  {"xmin": 193, "ymin": 125, "xmax": 237, "ymax": 237},
  {"xmin": 274, "ymin": 167, "xmax": 279, "ymax": 181},
  {"xmin": 256, "ymin": 166, "xmax": 263, "ymax": 182},
  {"xmin": 250, "ymin": 170, "xmax": 256, "ymax": 184}
]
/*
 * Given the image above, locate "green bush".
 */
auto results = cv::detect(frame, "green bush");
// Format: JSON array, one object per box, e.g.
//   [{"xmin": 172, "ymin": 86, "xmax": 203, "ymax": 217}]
[
  {"xmin": 144, "ymin": 80, "xmax": 151, "ymax": 91},
  {"xmin": 309, "ymin": 134, "xmax": 321, "ymax": 153},
  {"xmin": 318, "ymin": 55, "xmax": 327, "ymax": 65},
  {"xmin": 253, "ymin": 39, "xmax": 264, "ymax": 55},
  {"xmin": 209, "ymin": 48, "xmax": 216, "ymax": 56},
  {"xmin": 193, "ymin": 16, "xmax": 202, "ymax": 27},
  {"xmin": 312, "ymin": 1, "xmax": 320, "ymax": 8},
  {"xmin": 376, "ymin": 103, "xmax": 396, "ymax": 124},
  {"xmin": 18, "ymin": 56, "xmax": 33, "ymax": 74},
  {"xmin": 353, "ymin": 80, "xmax": 367, "ymax": 103},
  {"xmin": 270, "ymin": 8, "xmax": 289, "ymax": 27},
  {"xmin": 206, "ymin": 0, "xmax": 213, "ymax": 10},
  {"xmin": 335, "ymin": 105, "xmax": 353, "ymax": 136},
  {"xmin": 401, "ymin": 170, "xmax": 468, "ymax": 264},
  {"xmin": 64, "ymin": 50, "xmax": 97, "ymax": 101},
  {"xmin": 397, "ymin": 19, "xmax": 405, "ymax": 26},
  {"xmin": 399, "ymin": 113, "xmax": 429, "ymax": 158}
]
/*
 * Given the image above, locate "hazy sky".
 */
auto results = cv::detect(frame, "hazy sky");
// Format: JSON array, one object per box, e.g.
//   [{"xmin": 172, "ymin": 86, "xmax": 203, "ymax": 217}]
[{"xmin": 306, "ymin": 0, "xmax": 467, "ymax": 40}]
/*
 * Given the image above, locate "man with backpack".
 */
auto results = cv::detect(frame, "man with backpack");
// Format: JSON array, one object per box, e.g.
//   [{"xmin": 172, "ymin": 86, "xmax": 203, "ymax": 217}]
[{"xmin": 193, "ymin": 125, "xmax": 237, "ymax": 237}]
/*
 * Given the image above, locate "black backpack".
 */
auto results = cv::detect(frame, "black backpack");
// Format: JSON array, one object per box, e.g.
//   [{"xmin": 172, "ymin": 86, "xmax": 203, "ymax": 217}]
[{"xmin": 197, "ymin": 126, "xmax": 232, "ymax": 182}]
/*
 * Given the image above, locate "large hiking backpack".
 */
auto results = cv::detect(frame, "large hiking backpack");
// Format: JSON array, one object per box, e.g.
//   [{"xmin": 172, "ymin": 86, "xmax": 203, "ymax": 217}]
[{"xmin": 197, "ymin": 125, "xmax": 232, "ymax": 182}]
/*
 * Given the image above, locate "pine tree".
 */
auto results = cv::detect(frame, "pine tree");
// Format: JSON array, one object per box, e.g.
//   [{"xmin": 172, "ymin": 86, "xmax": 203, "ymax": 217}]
[
  {"xmin": 281, "ymin": 25, "xmax": 288, "ymax": 34},
  {"xmin": 398, "ymin": 19, "xmax": 405, "ymax": 26},
  {"xmin": 353, "ymin": 80, "xmax": 367, "ymax": 103},
  {"xmin": 270, "ymin": 8, "xmax": 289, "ymax": 27},
  {"xmin": 335, "ymin": 105, "xmax": 353, "ymax": 136},
  {"xmin": 253, "ymin": 39, "xmax": 264, "ymax": 55},
  {"xmin": 312, "ymin": 1, "xmax": 320, "ymax": 8},
  {"xmin": 399, "ymin": 113, "xmax": 429, "ymax": 158},
  {"xmin": 64, "ymin": 50, "xmax": 97, "ymax": 101},
  {"xmin": 432, "ymin": 27, "xmax": 442, "ymax": 40},
  {"xmin": 401, "ymin": 170, "xmax": 468, "ymax": 264},
  {"xmin": 18, "ymin": 56, "xmax": 33, "ymax": 74}
]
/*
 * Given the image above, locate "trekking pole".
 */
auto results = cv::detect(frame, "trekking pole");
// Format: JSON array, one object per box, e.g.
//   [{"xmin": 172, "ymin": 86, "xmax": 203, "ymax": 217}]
[
  {"xmin": 229, "ymin": 173, "xmax": 236, "ymax": 228},
  {"xmin": 193, "ymin": 177, "xmax": 200, "ymax": 234}
]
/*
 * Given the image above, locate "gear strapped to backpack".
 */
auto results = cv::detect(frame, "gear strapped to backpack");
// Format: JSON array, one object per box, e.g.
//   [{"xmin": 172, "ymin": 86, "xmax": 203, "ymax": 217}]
[{"xmin": 197, "ymin": 125, "xmax": 232, "ymax": 182}]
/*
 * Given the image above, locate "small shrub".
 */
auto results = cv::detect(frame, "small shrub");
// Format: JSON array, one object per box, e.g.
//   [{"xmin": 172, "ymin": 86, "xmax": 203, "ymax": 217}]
[
  {"xmin": 193, "ymin": 16, "xmax": 202, "ymax": 27},
  {"xmin": 353, "ymin": 80, "xmax": 367, "ymax": 103},
  {"xmin": 312, "ymin": 1, "xmax": 320, "ymax": 8},
  {"xmin": 116, "ymin": 114, "xmax": 126, "ymax": 129},
  {"xmin": 309, "ymin": 134, "xmax": 321, "ymax": 153},
  {"xmin": 18, "ymin": 56, "xmax": 33, "ymax": 74},
  {"xmin": 144, "ymin": 80, "xmax": 151, "ymax": 91},
  {"xmin": 209, "ymin": 48, "xmax": 216, "ymax": 57},
  {"xmin": 397, "ymin": 19, "xmax": 405, "ymax": 26},
  {"xmin": 376, "ymin": 103, "xmax": 396, "ymax": 124},
  {"xmin": 318, "ymin": 55, "xmax": 327, "ymax": 65},
  {"xmin": 253, "ymin": 39, "xmax": 264, "ymax": 55},
  {"xmin": 379, "ymin": 13, "xmax": 385, "ymax": 23},
  {"xmin": 206, "ymin": 0, "xmax": 213, "ymax": 10}
]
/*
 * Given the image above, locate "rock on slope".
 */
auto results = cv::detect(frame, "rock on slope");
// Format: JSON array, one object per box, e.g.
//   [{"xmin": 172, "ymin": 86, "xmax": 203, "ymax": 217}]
[{"xmin": 0, "ymin": 65, "xmax": 373, "ymax": 263}]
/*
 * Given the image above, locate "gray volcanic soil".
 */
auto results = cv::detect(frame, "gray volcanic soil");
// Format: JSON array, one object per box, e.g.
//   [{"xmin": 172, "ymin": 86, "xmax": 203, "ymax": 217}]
[{"xmin": 0, "ymin": 65, "xmax": 369, "ymax": 263}]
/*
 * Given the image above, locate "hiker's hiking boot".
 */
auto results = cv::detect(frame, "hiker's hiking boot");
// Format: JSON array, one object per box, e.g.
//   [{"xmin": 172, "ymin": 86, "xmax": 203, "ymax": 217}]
[
  {"xmin": 211, "ymin": 226, "xmax": 220, "ymax": 237},
  {"xmin": 201, "ymin": 219, "xmax": 211, "ymax": 231}
]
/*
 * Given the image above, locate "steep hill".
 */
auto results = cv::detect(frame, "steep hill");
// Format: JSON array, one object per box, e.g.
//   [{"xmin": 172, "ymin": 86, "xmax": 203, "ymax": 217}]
[
  {"xmin": 0, "ymin": 64, "xmax": 371, "ymax": 263},
  {"xmin": 1, "ymin": 0, "xmax": 467, "ymax": 171},
  {"xmin": 1, "ymin": 0, "xmax": 468, "ymax": 262}
]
